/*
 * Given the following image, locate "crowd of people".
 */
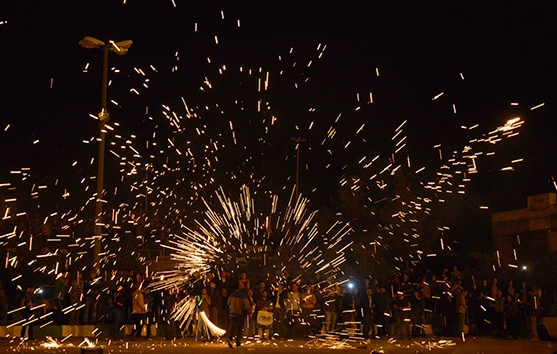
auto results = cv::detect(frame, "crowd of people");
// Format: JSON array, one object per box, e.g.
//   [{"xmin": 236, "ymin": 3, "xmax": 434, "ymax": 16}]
[
  {"xmin": 187, "ymin": 266, "xmax": 545, "ymax": 344},
  {"xmin": 0, "ymin": 211, "xmax": 549, "ymax": 343},
  {"xmin": 2, "ymin": 264, "xmax": 547, "ymax": 344}
]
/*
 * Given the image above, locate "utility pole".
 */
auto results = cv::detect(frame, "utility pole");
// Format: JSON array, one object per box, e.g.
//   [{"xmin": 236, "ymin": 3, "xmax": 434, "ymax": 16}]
[
  {"xmin": 79, "ymin": 37, "xmax": 132, "ymax": 271},
  {"xmin": 291, "ymin": 137, "xmax": 307, "ymax": 199}
]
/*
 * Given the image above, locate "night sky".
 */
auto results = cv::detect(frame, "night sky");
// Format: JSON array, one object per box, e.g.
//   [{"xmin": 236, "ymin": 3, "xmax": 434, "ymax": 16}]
[{"xmin": 1, "ymin": 1, "xmax": 556, "ymax": 253}]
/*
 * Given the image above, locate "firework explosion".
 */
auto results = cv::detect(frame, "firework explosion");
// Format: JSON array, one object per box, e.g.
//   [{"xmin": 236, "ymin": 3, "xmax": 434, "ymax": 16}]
[
  {"xmin": 150, "ymin": 184, "xmax": 352, "ymax": 325},
  {"xmin": 0, "ymin": 4, "xmax": 538, "ymax": 342}
]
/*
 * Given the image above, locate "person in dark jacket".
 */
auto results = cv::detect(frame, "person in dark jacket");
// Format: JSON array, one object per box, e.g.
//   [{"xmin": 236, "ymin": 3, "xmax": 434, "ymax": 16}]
[
  {"xmin": 208, "ymin": 281, "xmax": 222, "ymax": 326},
  {"xmin": 393, "ymin": 293, "xmax": 411, "ymax": 340},
  {"xmin": 83, "ymin": 271, "xmax": 99, "ymax": 324},
  {"xmin": 219, "ymin": 288, "xmax": 230, "ymax": 330},
  {"xmin": 410, "ymin": 290, "xmax": 425, "ymax": 338},
  {"xmin": 53, "ymin": 274, "xmax": 68, "ymax": 325},
  {"xmin": 226, "ymin": 282, "xmax": 252, "ymax": 348},
  {"xmin": 272, "ymin": 283, "xmax": 286, "ymax": 338},
  {"xmin": 20, "ymin": 287, "xmax": 36, "ymax": 340},
  {"xmin": 339, "ymin": 286, "xmax": 355, "ymax": 329},
  {"xmin": 321, "ymin": 287, "xmax": 339, "ymax": 333},
  {"xmin": 353, "ymin": 287, "xmax": 365, "ymax": 333},
  {"xmin": 375, "ymin": 286, "xmax": 391, "ymax": 338},
  {"xmin": 504, "ymin": 294, "xmax": 520, "ymax": 339},
  {"xmin": 111, "ymin": 284, "xmax": 125, "ymax": 339},
  {"xmin": 362, "ymin": 288, "xmax": 375, "ymax": 339}
]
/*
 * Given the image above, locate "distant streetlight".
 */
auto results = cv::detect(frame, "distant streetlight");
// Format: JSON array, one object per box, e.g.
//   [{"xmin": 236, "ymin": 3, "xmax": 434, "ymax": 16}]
[
  {"xmin": 291, "ymin": 137, "xmax": 307, "ymax": 199},
  {"xmin": 79, "ymin": 36, "xmax": 132, "ymax": 271}
]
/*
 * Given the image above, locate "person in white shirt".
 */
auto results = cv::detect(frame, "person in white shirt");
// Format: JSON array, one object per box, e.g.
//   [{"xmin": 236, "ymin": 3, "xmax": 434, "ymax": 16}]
[{"xmin": 130, "ymin": 284, "xmax": 147, "ymax": 338}]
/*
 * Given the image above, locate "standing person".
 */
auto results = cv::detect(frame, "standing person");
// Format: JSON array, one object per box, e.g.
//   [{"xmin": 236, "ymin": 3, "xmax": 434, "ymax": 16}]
[
  {"xmin": 219, "ymin": 288, "xmax": 230, "ymax": 330},
  {"xmin": 143, "ymin": 288, "xmax": 153, "ymax": 339},
  {"xmin": 112, "ymin": 284, "xmax": 125, "ymax": 340},
  {"xmin": 123, "ymin": 270, "xmax": 135, "ymax": 323},
  {"xmin": 518, "ymin": 282, "xmax": 529, "ymax": 329},
  {"xmin": 429, "ymin": 274, "xmax": 443, "ymax": 335},
  {"xmin": 69, "ymin": 272, "xmax": 84, "ymax": 325},
  {"xmin": 272, "ymin": 283, "xmax": 286, "ymax": 338},
  {"xmin": 322, "ymin": 287, "xmax": 339, "ymax": 334},
  {"xmin": 455, "ymin": 288, "xmax": 468, "ymax": 337},
  {"xmin": 83, "ymin": 271, "xmax": 99, "ymax": 324},
  {"xmin": 226, "ymin": 282, "xmax": 252, "ymax": 348},
  {"xmin": 476, "ymin": 289, "xmax": 490, "ymax": 335},
  {"xmin": 20, "ymin": 286, "xmax": 36, "ymax": 340},
  {"xmin": 393, "ymin": 293, "xmax": 411, "ymax": 340},
  {"xmin": 504, "ymin": 294, "xmax": 520, "ymax": 339},
  {"xmin": 0, "ymin": 285, "xmax": 8, "ymax": 325},
  {"xmin": 197, "ymin": 288, "xmax": 212, "ymax": 341},
  {"xmin": 53, "ymin": 273, "xmax": 67, "ymax": 325},
  {"xmin": 410, "ymin": 290, "xmax": 424, "ymax": 338},
  {"xmin": 208, "ymin": 281, "xmax": 222, "ymax": 326},
  {"xmin": 491, "ymin": 289, "xmax": 505, "ymax": 338},
  {"xmin": 285, "ymin": 283, "xmax": 302, "ymax": 339},
  {"xmin": 527, "ymin": 287, "xmax": 541, "ymax": 341},
  {"xmin": 339, "ymin": 286, "xmax": 355, "ymax": 330},
  {"xmin": 353, "ymin": 287, "xmax": 365, "ymax": 334},
  {"xmin": 162, "ymin": 288, "xmax": 178, "ymax": 340},
  {"xmin": 256, "ymin": 290, "xmax": 273, "ymax": 340},
  {"xmin": 245, "ymin": 288, "xmax": 256, "ymax": 337},
  {"xmin": 467, "ymin": 284, "xmax": 480, "ymax": 335},
  {"xmin": 376, "ymin": 286, "xmax": 391, "ymax": 338},
  {"xmin": 130, "ymin": 284, "xmax": 147, "ymax": 338},
  {"xmin": 362, "ymin": 288, "xmax": 375, "ymax": 339},
  {"xmin": 301, "ymin": 285, "xmax": 317, "ymax": 336},
  {"xmin": 439, "ymin": 290, "xmax": 455, "ymax": 336}
]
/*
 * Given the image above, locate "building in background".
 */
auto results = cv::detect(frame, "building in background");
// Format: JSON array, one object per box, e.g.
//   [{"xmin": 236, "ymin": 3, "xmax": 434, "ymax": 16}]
[{"xmin": 492, "ymin": 193, "xmax": 557, "ymax": 267}]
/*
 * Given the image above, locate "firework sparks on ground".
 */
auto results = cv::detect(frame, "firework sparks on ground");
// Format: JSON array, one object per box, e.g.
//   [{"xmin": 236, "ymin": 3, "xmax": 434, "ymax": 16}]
[{"xmin": 305, "ymin": 333, "xmax": 365, "ymax": 349}]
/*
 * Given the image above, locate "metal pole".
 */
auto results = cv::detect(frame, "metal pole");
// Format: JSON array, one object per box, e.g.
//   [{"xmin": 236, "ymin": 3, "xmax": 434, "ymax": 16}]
[
  {"xmin": 291, "ymin": 137, "xmax": 306, "ymax": 199},
  {"xmin": 93, "ymin": 45, "xmax": 109, "ymax": 271},
  {"xmin": 145, "ymin": 167, "xmax": 148, "ymax": 217},
  {"xmin": 295, "ymin": 144, "xmax": 300, "ymax": 199},
  {"xmin": 143, "ymin": 166, "xmax": 148, "ymax": 249}
]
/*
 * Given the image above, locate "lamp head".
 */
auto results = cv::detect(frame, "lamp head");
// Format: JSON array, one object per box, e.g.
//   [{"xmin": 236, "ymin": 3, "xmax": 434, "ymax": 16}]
[
  {"xmin": 79, "ymin": 36, "xmax": 105, "ymax": 49},
  {"xmin": 110, "ymin": 40, "xmax": 133, "ymax": 55}
]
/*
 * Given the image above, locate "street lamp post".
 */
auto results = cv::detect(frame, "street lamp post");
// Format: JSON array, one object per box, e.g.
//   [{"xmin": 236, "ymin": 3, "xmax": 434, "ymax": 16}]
[
  {"xmin": 79, "ymin": 36, "xmax": 132, "ymax": 271},
  {"xmin": 291, "ymin": 137, "xmax": 307, "ymax": 199}
]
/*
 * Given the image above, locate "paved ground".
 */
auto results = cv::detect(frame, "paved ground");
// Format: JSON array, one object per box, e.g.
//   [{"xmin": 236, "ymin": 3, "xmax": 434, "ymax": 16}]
[{"xmin": 2, "ymin": 336, "xmax": 556, "ymax": 354}]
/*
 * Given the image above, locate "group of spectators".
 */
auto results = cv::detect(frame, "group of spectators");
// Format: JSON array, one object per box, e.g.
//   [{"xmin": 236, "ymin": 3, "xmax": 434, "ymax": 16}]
[
  {"xmin": 348, "ymin": 266, "xmax": 544, "ymax": 341},
  {"xmin": 0, "ymin": 263, "xmax": 548, "ymax": 343},
  {"xmin": 52, "ymin": 269, "xmax": 181, "ymax": 340},
  {"xmin": 181, "ymin": 265, "xmax": 545, "ymax": 344}
]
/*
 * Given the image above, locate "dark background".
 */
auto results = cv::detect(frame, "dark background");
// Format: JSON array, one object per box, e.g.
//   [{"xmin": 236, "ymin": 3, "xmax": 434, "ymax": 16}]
[{"xmin": 1, "ymin": 1, "xmax": 556, "ymax": 253}]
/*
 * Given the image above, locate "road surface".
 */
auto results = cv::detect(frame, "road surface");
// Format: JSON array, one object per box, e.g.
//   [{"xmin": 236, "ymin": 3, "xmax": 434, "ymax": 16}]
[{"xmin": 1, "ymin": 336, "xmax": 555, "ymax": 354}]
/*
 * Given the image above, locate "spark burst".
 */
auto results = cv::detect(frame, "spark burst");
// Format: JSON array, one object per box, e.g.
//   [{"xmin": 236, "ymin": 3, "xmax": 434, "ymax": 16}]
[{"xmin": 151, "ymin": 185, "xmax": 352, "ymax": 324}]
